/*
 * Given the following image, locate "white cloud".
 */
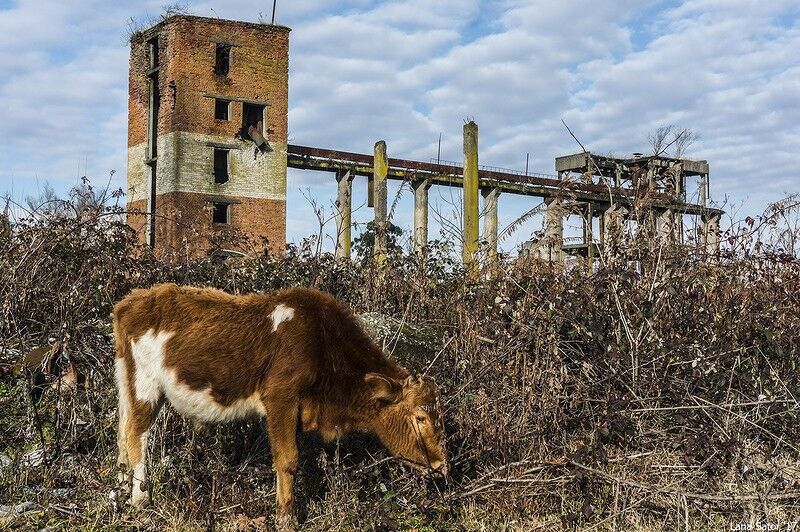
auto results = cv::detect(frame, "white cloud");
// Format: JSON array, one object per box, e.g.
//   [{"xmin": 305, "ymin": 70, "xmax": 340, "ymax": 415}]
[{"xmin": 568, "ymin": 1, "xmax": 800, "ymax": 212}]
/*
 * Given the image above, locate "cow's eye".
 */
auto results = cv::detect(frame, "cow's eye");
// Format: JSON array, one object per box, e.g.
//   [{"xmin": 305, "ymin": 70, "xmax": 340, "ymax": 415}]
[{"xmin": 415, "ymin": 415, "xmax": 427, "ymax": 423}]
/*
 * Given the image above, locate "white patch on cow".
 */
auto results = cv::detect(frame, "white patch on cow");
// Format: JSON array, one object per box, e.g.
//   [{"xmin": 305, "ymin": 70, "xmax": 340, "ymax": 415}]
[
  {"xmin": 167, "ymin": 386, "xmax": 266, "ymax": 423},
  {"xmin": 130, "ymin": 329, "xmax": 174, "ymax": 404},
  {"xmin": 129, "ymin": 329, "xmax": 266, "ymax": 424},
  {"xmin": 270, "ymin": 303, "xmax": 295, "ymax": 332}
]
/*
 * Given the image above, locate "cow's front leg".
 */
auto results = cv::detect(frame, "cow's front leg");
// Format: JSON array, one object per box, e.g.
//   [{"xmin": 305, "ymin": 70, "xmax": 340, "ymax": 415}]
[{"xmin": 264, "ymin": 397, "xmax": 299, "ymax": 527}]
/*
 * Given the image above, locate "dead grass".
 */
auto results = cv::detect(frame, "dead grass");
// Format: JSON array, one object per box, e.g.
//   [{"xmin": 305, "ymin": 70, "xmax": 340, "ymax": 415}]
[{"xmin": 0, "ymin": 190, "xmax": 799, "ymax": 530}]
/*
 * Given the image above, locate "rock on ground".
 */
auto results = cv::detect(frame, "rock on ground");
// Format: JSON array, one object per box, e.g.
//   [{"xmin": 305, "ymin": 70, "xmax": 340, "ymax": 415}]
[{"xmin": 357, "ymin": 312, "xmax": 442, "ymax": 371}]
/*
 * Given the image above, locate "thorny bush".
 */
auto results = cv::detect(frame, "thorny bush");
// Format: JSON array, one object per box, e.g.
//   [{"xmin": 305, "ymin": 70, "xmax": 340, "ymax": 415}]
[{"xmin": 0, "ymin": 190, "xmax": 798, "ymax": 530}]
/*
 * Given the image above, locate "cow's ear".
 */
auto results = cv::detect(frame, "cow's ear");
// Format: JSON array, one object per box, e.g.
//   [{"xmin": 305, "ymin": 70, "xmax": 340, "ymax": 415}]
[{"xmin": 365, "ymin": 373, "xmax": 402, "ymax": 403}]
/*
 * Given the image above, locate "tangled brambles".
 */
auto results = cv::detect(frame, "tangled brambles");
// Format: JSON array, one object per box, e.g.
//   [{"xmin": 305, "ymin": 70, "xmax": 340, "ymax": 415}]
[{"xmin": 0, "ymin": 192, "xmax": 798, "ymax": 530}]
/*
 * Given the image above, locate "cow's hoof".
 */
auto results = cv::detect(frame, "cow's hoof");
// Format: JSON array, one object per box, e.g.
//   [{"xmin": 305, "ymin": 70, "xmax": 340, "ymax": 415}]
[{"xmin": 129, "ymin": 486, "xmax": 151, "ymax": 508}]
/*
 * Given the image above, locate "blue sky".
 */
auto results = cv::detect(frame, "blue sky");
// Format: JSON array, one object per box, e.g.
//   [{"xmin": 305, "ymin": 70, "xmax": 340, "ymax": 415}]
[{"xmin": 0, "ymin": 0, "xmax": 798, "ymax": 253}]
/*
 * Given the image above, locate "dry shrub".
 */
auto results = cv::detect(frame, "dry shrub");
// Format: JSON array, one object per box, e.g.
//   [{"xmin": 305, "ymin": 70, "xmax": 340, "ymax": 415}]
[{"xmin": 0, "ymin": 191, "xmax": 798, "ymax": 530}]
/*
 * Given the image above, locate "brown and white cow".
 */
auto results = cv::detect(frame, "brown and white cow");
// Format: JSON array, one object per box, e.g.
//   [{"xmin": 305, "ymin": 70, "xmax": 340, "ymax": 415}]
[{"xmin": 112, "ymin": 283, "xmax": 446, "ymax": 522}]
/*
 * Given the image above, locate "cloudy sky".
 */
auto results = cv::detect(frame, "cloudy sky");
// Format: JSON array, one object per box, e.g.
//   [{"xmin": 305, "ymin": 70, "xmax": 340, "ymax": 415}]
[{"xmin": 0, "ymin": 0, "xmax": 798, "ymax": 252}]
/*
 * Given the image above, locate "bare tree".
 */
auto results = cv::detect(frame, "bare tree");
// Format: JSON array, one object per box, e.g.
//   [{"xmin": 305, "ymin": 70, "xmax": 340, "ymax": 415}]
[
  {"xmin": 673, "ymin": 128, "xmax": 699, "ymax": 158},
  {"xmin": 299, "ymin": 188, "xmax": 336, "ymax": 258},
  {"xmin": 24, "ymin": 182, "xmax": 66, "ymax": 216},
  {"xmin": 648, "ymin": 125, "xmax": 675, "ymax": 156},
  {"xmin": 648, "ymin": 124, "xmax": 699, "ymax": 158}
]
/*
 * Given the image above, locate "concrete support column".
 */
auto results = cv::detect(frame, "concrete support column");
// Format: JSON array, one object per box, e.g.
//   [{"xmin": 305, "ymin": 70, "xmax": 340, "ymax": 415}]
[
  {"xmin": 601, "ymin": 205, "xmax": 626, "ymax": 257},
  {"xmin": 412, "ymin": 179, "xmax": 430, "ymax": 256},
  {"xmin": 702, "ymin": 213, "xmax": 721, "ymax": 255},
  {"xmin": 482, "ymin": 187, "xmax": 500, "ymax": 261},
  {"xmin": 462, "ymin": 121, "xmax": 479, "ymax": 271},
  {"xmin": 656, "ymin": 209, "xmax": 677, "ymax": 242},
  {"xmin": 675, "ymin": 162, "xmax": 686, "ymax": 202},
  {"xmin": 335, "ymin": 170, "xmax": 353, "ymax": 259},
  {"xmin": 583, "ymin": 203, "xmax": 594, "ymax": 260},
  {"xmin": 373, "ymin": 140, "xmax": 388, "ymax": 266},
  {"xmin": 700, "ymin": 173, "xmax": 709, "ymax": 207},
  {"xmin": 543, "ymin": 198, "xmax": 564, "ymax": 262},
  {"xmin": 646, "ymin": 160, "xmax": 656, "ymax": 192}
]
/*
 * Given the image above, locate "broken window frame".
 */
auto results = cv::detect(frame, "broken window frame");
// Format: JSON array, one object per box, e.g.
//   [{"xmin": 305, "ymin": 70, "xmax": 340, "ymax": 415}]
[
  {"xmin": 212, "ymin": 202, "xmax": 230, "ymax": 224},
  {"xmin": 213, "ymin": 148, "xmax": 230, "ymax": 184},
  {"xmin": 241, "ymin": 102, "xmax": 267, "ymax": 142},
  {"xmin": 214, "ymin": 43, "xmax": 232, "ymax": 76},
  {"xmin": 214, "ymin": 98, "xmax": 230, "ymax": 120}
]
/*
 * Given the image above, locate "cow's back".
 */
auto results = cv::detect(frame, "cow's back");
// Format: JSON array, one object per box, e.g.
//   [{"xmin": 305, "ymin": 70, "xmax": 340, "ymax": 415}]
[
  {"xmin": 113, "ymin": 284, "xmax": 298, "ymax": 422},
  {"xmin": 113, "ymin": 284, "xmax": 399, "ymax": 424}
]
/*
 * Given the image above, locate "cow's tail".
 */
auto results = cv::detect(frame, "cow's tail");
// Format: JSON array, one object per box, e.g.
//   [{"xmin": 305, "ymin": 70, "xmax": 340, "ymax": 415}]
[{"xmin": 112, "ymin": 302, "xmax": 133, "ymax": 473}]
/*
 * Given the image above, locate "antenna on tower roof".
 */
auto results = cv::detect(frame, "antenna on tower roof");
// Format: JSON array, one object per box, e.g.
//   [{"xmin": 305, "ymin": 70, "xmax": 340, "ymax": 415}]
[{"xmin": 271, "ymin": 0, "xmax": 277, "ymax": 24}]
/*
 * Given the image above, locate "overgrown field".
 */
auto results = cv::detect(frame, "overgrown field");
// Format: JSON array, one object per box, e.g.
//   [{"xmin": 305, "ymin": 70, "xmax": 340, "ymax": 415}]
[{"xmin": 0, "ymin": 196, "xmax": 798, "ymax": 531}]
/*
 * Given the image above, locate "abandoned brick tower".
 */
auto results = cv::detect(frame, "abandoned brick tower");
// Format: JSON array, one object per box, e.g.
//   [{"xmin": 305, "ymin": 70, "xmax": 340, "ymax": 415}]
[{"xmin": 127, "ymin": 15, "xmax": 289, "ymax": 256}]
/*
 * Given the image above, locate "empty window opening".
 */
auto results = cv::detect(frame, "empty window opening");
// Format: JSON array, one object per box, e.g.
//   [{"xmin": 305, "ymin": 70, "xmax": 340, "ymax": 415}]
[
  {"xmin": 241, "ymin": 103, "xmax": 265, "ymax": 135},
  {"xmin": 148, "ymin": 36, "xmax": 159, "ymax": 69},
  {"xmin": 213, "ymin": 148, "xmax": 229, "ymax": 184},
  {"xmin": 215, "ymin": 43, "xmax": 231, "ymax": 76},
  {"xmin": 241, "ymin": 102, "xmax": 267, "ymax": 147},
  {"xmin": 212, "ymin": 202, "xmax": 230, "ymax": 224},
  {"xmin": 214, "ymin": 98, "xmax": 230, "ymax": 120}
]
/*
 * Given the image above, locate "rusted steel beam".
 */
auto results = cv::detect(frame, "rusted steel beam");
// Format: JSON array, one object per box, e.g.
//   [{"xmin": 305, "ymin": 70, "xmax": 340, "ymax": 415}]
[
  {"xmin": 289, "ymin": 144, "xmax": 606, "ymax": 192},
  {"xmin": 286, "ymin": 144, "xmax": 723, "ymax": 217}
]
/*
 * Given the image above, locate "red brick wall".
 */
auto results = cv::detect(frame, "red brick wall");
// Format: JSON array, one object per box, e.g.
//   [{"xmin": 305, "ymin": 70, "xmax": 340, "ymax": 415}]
[
  {"xmin": 127, "ymin": 16, "xmax": 290, "ymax": 259},
  {"xmin": 129, "ymin": 16, "xmax": 289, "ymax": 147},
  {"xmin": 148, "ymin": 191, "xmax": 285, "ymax": 258},
  {"xmin": 127, "ymin": 198, "xmax": 148, "ymax": 246}
]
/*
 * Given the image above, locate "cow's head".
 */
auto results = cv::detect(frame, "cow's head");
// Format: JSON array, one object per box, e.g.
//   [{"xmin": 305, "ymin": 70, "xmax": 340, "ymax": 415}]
[{"xmin": 365, "ymin": 373, "xmax": 448, "ymax": 476}]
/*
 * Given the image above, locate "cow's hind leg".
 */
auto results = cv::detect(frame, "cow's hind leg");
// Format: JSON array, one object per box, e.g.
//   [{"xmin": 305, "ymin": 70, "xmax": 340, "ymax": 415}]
[
  {"xmin": 125, "ymin": 399, "xmax": 160, "ymax": 507},
  {"xmin": 264, "ymin": 396, "xmax": 300, "ymax": 527},
  {"xmin": 114, "ymin": 357, "xmax": 131, "ymax": 485}
]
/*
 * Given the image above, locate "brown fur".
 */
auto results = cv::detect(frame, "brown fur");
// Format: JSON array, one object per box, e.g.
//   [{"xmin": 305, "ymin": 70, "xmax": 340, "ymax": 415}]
[{"xmin": 113, "ymin": 283, "xmax": 447, "ymax": 521}]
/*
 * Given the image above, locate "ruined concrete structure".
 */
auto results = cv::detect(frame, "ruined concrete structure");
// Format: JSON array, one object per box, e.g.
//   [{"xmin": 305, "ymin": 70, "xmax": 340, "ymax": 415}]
[
  {"xmin": 127, "ymin": 15, "xmax": 289, "ymax": 256},
  {"xmin": 125, "ymin": 14, "xmax": 721, "ymax": 266},
  {"xmin": 544, "ymin": 152, "xmax": 721, "ymax": 260},
  {"xmin": 288, "ymin": 140, "xmax": 723, "ymax": 269}
]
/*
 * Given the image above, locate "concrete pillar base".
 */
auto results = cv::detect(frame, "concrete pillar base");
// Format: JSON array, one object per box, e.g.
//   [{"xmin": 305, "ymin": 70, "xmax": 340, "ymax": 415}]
[
  {"xmin": 540, "ymin": 198, "xmax": 564, "ymax": 262},
  {"xmin": 335, "ymin": 170, "xmax": 353, "ymax": 259},
  {"xmin": 482, "ymin": 187, "xmax": 500, "ymax": 261},
  {"xmin": 702, "ymin": 213, "xmax": 721, "ymax": 255},
  {"xmin": 413, "ymin": 179, "xmax": 431, "ymax": 257},
  {"xmin": 373, "ymin": 141, "xmax": 388, "ymax": 266}
]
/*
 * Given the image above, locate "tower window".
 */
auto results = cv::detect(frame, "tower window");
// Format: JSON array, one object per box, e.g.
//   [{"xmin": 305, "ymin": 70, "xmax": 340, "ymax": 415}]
[
  {"xmin": 241, "ymin": 102, "xmax": 266, "ymax": 141},
  {"xmin": 213, "ymin": 148, "xmax": 229, "ymax": 184},
  {"xmin": 215, "ymin": 43, "xmax": 231, "ymax": 76},
  {"xmin": 212, "ymin": 202, "xmax": 230, "ymax": 224},
  {"xmin": 148, "ymin": 36, "xmax": 159, "ymax": 69},
  {"xmin": 214, "ymin": 99, "xmax": 230, "ymax": 120}
]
